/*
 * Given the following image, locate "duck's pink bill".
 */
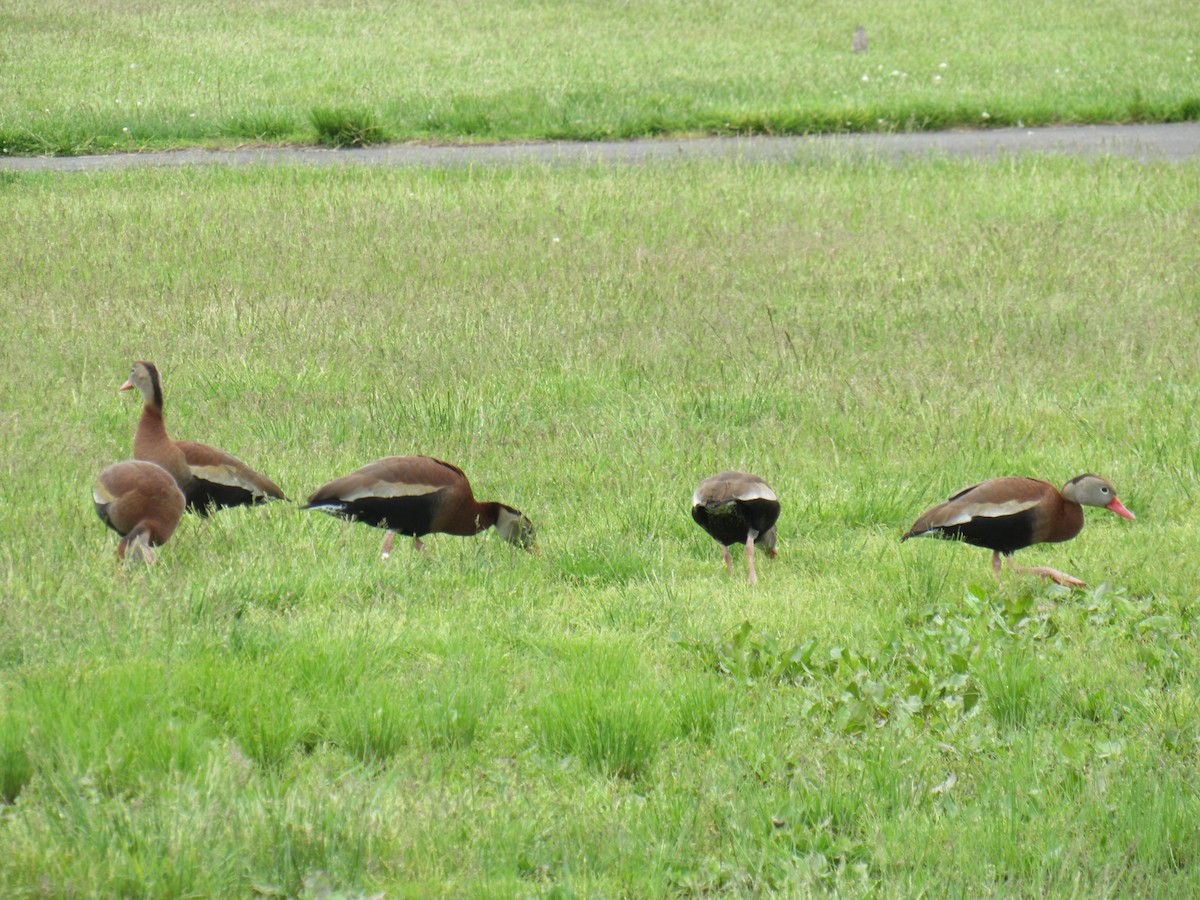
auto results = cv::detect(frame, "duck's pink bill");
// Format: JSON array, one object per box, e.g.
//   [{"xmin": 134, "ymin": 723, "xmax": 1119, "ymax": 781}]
[{"xmin": 1107, "ymin": 497, "xmax": 1135, "ymax": 520}]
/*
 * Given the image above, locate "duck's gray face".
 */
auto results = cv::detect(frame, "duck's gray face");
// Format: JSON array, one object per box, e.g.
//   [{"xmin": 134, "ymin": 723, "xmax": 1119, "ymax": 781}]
[
  {"xmin": 1062, "ymin": 474, "xmax": 1135, "ymax": 519},
  {"xmin": 119, "ymin": 361, "xmax": 157, "ymax": 402},
  {"xmin": 497, "ymin": 506, "xmax": 537, "ymax": 551}
]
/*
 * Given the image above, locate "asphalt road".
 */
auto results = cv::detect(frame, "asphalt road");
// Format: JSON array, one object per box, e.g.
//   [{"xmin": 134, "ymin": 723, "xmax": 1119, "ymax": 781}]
[{"xmin": 1, "ymin": 123, "xmax": 1197, "ymax": 172}]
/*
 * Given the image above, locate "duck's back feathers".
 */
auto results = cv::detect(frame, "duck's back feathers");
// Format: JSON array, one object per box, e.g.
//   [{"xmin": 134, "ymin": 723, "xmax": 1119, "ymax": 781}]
[
  {"xmin": 176, "ymin": 440, "xmax": 287, "ymax": 514},
  {"xmin": 692, "ymin": 471, "xmax": 778, "ymax": 507}
]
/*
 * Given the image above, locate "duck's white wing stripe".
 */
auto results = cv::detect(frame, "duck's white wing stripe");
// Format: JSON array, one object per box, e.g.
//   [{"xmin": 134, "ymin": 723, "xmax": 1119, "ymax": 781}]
[
  {"xmin": 945, "ymin": 498, "xmax": 1040, "ymax": 524},
  {"xmin": 734, "ymin": 483, "xmax": 777, "ymax": 502},
  {"xmin": 694, "ymin": 481, "xmax": 777, "ymax": 506},
  {"xmin": 341, "ymin": 482, "xmax": 442, "ymax": 502},
  {"xmin": 189, "ymin": 464, "xmax": 261, "ymax": 491}
]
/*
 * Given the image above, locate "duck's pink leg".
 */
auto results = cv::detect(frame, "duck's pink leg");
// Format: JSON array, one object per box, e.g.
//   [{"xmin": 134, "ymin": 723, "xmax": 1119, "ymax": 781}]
[{"xmin": 1010, "ymin": 561, "xmax": 1085, "ymax": 587}]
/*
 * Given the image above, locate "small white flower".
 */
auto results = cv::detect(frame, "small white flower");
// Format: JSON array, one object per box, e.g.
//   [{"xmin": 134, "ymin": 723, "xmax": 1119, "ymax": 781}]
[
  {"xmin": 939, "ymin": 62, "xmax": 948, "ymax": 69},
  {"xmin": 129, "ymin": 63, "xmax": 137, "ymax": 69},
  {"xmin": 981, "ymin": 111, "xmax": 991, "ymax": 119},
  {"xmin": 552, "ymin": 237, "xmax": 561, "ymax": 243},
  {"xmin": 122, "ymin": 127, "xmax": 130, "ymax": 132},
  {"xmin": 861, "ymin": 74, "xmax": 870, "ymax": 82},
  {"xmin": 933, "ymin": 75, "xmax": 942, "ymax": 83},
  {"xmin": 189, "ymin": 112, "xmax": 197, "ymax": 118}
]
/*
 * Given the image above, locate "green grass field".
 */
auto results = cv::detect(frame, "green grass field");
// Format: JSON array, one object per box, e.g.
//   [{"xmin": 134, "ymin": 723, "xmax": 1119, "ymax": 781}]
[
  {"xmin": 2, "ymin": 0, "xmax": 1199, "ymax": 154},
  {"xmin": 2, "ymin": 156, "xmax": 1199, "ymax": 895}
]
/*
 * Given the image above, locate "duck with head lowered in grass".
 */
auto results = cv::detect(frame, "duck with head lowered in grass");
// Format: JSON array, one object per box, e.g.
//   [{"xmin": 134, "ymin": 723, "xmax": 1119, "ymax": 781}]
[
  {"xmin": 93, "ymin": 459, "xmax": 186, "ymax": 563},
  {"xmin": 302, "ymin": 455, "xmax": 536, "ymax": 559},
  {"xmin": 691, "ymin": 471, "xmax": 780, "ymax": 585}
]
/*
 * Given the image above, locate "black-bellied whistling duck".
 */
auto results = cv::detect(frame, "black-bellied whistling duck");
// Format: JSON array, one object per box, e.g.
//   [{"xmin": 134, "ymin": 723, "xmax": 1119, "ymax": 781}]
[
  {"xmin": 692, "ymin": 471, "xmax": 780, "ymax": 585},
  {"xmin": 120, "ymin": 361, "xmax": 286, "ymax": 515},
  {"xmin": 94, "ymin": 460, "xmax": 186, "ymax": 562},
  {"xmin": 902, "ymin": 474, "xmax": 1135, "ymax": 586},
  {"xmin": 302, "ymin": 455, "xmax": 536, "ymax": 558}
]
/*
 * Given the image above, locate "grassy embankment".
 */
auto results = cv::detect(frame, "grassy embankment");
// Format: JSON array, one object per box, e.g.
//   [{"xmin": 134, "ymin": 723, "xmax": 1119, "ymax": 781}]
[
  {"xmin": 1, "ymin": 157, "xmax": 1199, "ymax": 894},
  {"xmin": 2, "ymin": 0, "xmax": 1199, "ymax": 154}
]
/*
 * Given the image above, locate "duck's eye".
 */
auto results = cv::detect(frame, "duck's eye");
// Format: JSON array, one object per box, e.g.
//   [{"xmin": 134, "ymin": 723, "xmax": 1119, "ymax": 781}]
[{"xmin": 1101, "ymin": 486, "xmax": 1110, "ymax": 494}]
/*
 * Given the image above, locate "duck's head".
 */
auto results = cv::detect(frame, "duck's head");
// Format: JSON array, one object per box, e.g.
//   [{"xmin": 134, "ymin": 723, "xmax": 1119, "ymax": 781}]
[
  {"xmin": 1062, "ymin": 474, "xmax": 1135, "ymax": 519},
  {"xmin": 120, "ymin": 361, "xmax": 163, "ymax": 408},
  {"xmin": 496, "ymin": 505, "xmax": 537, "ymax": 551}
]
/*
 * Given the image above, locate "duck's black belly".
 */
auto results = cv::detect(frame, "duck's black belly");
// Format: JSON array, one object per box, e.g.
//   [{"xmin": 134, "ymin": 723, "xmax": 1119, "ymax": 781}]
[
  {"xmin": 329, "ymin": 493, "xmax": 443, "ymax": 537},
  {"xmin": 693, "ymin": 498, "xmax": 780, "ymax": 547},
  {"xmin": 940, "ymin": 508, "xmax": 1037, "ymax": 556},
  {"xmin": 187, "ymin": 480, "xmax": 264, "ymax": 516}
]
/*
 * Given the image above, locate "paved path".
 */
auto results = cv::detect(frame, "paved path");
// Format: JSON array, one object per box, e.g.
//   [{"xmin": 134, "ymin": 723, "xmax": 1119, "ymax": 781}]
[{"xmin": 1, "ymin": 123, "xmax": 1197, "ymax": 172}]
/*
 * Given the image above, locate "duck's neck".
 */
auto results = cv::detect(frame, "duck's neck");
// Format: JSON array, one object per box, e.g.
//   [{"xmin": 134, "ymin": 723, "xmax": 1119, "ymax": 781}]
[
  {"xmin": 445, "ymin": 500, "xmax": 499, "ymax": 536},
  {"xmin": 133, "ymin": 401, "xmax": 192, "ymax": 489},
  {"xmin": 133, "ymin": 400, "xmax": 171, "ymax": 454},
  {"xmin": 1045, "ymin": 498, "xmax": 1084, "ymax": 543},
  {"xmin": 148, "ymin": 375, "xmax": 164, "ymax": 411},
  {"xmin": 474, "ymin": 502, "xmax": 500, "ymax": 533}
]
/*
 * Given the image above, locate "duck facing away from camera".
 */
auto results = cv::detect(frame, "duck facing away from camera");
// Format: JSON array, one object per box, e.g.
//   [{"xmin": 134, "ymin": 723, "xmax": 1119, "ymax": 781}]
[
  {"xmin": 302, "ymin": 455, "xmax": 536, "ymax": 559},
  {"xmin": 692, "ymin": 471, "xmax": 780, "ymax": 585},
  {"xmin": 94, "ymin": 460, "xmax": 186, "ymax": 563},
  {"xmin": 902, "ymin": 473, "xmax": 1134, "ymax": 586}
]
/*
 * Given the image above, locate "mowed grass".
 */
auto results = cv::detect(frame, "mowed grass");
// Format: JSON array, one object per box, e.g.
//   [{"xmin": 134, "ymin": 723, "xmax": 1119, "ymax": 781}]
[
  {"xmin": 1, "ymin": 156, "xmax": 1199, "ymax": 895},
  {"xmin": 2, "ymin": 0, "xmax": 1200, "ymax": 154}
]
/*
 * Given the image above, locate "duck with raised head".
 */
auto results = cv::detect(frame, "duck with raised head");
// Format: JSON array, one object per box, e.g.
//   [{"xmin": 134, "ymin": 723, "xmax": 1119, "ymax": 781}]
[
  {"xmin": 94, "ymin": 460, "xmax": 186, "ymax": 562},
  {"xmin": 902, "ymin": 473, "xmax": 1135, "ymax": 586},
  {"xmin": 302, "ymin": 455, "xmax": 536, "ymax": 558},
  {"xmin": 692, "ymin": 471, "xmax": 780, "ymax": 585},
  {"xmin": 120, "ymin": 361, "xmax": 286, "ymax": 515}
]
